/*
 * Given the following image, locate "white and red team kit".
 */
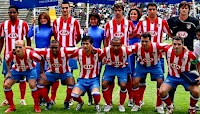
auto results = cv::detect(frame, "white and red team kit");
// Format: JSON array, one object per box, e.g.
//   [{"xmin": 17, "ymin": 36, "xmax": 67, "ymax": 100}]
[
  {"xmin": 131, "ymin": 42, "xmax": 167, "ymax": 66},
  {"xmin": 35, "ymin": 47, "xmax": 77, "ymax": 73},
  {"xmin": 70, "ymin": 48, "xmax": 102, "ymax": 79},
  {"xmin": 101, "ymin": 46, "xmax": 132, "ymax": 68},
  {"xmin": 0, "ymin": 19, "xmax": 29, "ymax": 57},
  {"xmin": 53, "ymin": 16, "xmax": 81, "ymax": 47},
  {"xmin": 134, "ymin": 17, "xmax": 171, "ymax": 43},
  {"xmin": 104, "ymin": 18, "xmax": 134, "ymax": 46},
  {"xmin": 163, "ymin": 46, "xmax": 196, "ymax": 77},
  {"xmin": 5, "ymin": 49, "xmax": 42, "ymax": 72}
]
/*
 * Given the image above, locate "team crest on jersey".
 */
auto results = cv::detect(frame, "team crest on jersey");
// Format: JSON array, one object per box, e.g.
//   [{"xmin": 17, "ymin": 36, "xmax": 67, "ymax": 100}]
[
  {"xmin": 170, "ymin": 63, "xmax": 181, "ymax": 69},
  {"xmin": 157, "ymin": 24, "xmax": 160, "ymax": 27},
  {"xmin": 52, "ymin": 63, "xmax": 62, "ymax": 68},
  {"xmin": 59, "ymin": 29, "xmax": 70, "ymax": 36},
  {"xmin": 176, "ymin": 31, "xmax": 188, "ymax": 38},
  {"xmin": 142, "ymin": 58, "xmax": 154, "ymax": 62},
  {"xmin": 123, "ymin": 25, "xmax": 127, "ymax": 28},
  {"xmin": 114, "ymin": 32, "xmax": 124, "ymax": 38},
  {"xmin": 17, "ymin": 25, "xmax": 21, "ymax": 29},
  {"xmin": 69, "ymin": 23, "xmax": 73, "ymax": 27},
  {"xmin": 148, "ymin": 31, "xmax": 157, "ymax": 37},
  {"xmin": 186, "ymin": 24, "xmax": 191, "ymax": 29},
  {"xmin": 8, "ymin": 32, "xmax": 18, "ymax": 39},
  {"xmin": 26, "ymin": 59, "xmax": 31, "ymax": 63},
  {"xmin": 83, "ymin": 64, "xmax": 94, "ymax": 69}
]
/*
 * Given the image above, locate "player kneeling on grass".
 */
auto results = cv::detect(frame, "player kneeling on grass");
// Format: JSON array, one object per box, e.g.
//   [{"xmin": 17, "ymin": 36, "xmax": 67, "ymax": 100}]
[
  {"xmin": 3, "ymin": 40, "xmax": 42, "ymax": 113},
  {"xmin": 101, "ymin": 37, "xmax": 132, "ymax": 112},
  {"xmin": 159, "ymin": 36, "xmax": 200, "ymax": 114},
  {"xmin": 35, "ymin": 40, "xmax": 77, "ymax": 110},
  {"xmin": 70, "ymin": 36, "xmax": 102, "ymax": 112},
  {"xmin": 131, "ymin": 32, "xmax": 167, "ymax": 113}
]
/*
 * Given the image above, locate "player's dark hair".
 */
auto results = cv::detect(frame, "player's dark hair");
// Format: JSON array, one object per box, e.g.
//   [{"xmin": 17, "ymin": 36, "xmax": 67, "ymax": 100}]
[
  {"xmin": 50, "ymin": 40, "xmax": 61, "ymax": 47},
  {"xmin": 195, "ymin": 25, "xmax": 200, "ymax": 33},
  {"xmin": 147, "ymin": 3, "xmax": 157, "ymax": 9},
  {"xmin": 179, "ymin": 1, "xmax": 190, "ymax": 11},
  {"xmin": 172, "ymin": 36, "xmax": 184, "ymax": 44},
  {"xmin": 82, "ymin": 36, "xmax": 93, "ymax": 44},
  {"xmin": 9, "ymin": 5, "xmax": 19, "ymax": 13},
  {"xmin": 141, "ymin": 32, "xmax": 151, "ymax": 40},
  {"xmin": 114, "ymin": 2, "xmax": 124, "ymax": 11},
  {"xmin": 111, "ymin": 37, "xmax": 121, "ymax": 44},
  {"xmin": 61, "ymin": 1, "xmax": 70, "ymax": 6}
]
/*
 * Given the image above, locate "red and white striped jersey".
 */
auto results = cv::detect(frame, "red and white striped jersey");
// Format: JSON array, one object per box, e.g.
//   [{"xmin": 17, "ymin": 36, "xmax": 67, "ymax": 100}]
[
  {"xmin": 0, "ymin": 19, "xmax": 29, "ymax": 57},
  {"xmin": 70, "ymin": 48, "xmax": 102, "ymax": 79},
  {"xmin": 104, "ymin": 18, "xmax": 134, "ymax": 46},
  {"xmin": 5, "ymin": 49, "xmax": 41, "ymax": 72},
  {"xmin": 134, "ymin": 17, "xmax": 171, "ymax": 43},
  {"xmin": 53, "ymin": 16, "xmax": 81, "ymax": 47},
  {"xmin": 164, "ymin": 46, "xmax": 196, "ymax": 77},
  {"xmin": 35, "ymin": 47, "xmax": 77, "ymax": 73},
  {"xmin": 131, "ymin": 42, "xmax": 167, "ymax": 67},
  {"xmin": 101, "ymin": 46, "xmax": 132, "ymax": 68}
]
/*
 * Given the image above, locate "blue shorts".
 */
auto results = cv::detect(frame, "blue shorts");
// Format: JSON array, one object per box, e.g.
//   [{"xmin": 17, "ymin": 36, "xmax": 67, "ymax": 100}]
[
  {"xmin": 45, "ymin": 72, "xmax": 73, "ymax": 83},
  {"xmin": 164, "ymin": 75, "xmax": 190, "ymax": 89},
  {"xmin": 134, "ymin": 62, "xmax": 164, "ymax": 80},
  {"xmin": 36, "ymin": 61, "xmax": 48, "ymax": 78},
  {"xmin": 160, "ymin": 58, "xmax": 165, "ymax": 73},
  {"xmin": 11, "ymin": 68, "xmax": 37, "ymax": 81},
  {"xmin": 2, "ymin": 60, "xmax": 13, "ymax": 76},
  {"xmin": 74, "ymin": 77, "xmax": 100, "ymax": 93},
  {"xmin": 127, "ymin": 57, "xmax": 132, "ymax": 75},
  {"xmin": 69, "ymin": 58, "xmax": 78, "ymax": 70},
  {"xmin": 102, "ymin": 65, "xmax": 128, "ymax": 83}
]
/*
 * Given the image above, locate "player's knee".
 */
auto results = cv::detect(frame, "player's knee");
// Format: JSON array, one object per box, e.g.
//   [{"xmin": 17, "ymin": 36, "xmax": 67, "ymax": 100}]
[
  {"xmin": 159, "ymin": 88, "xmax": 167, "ymax": 96},
  {"xmin": 191, "ymin": 88, "xmax": 199, "ymax": 97},
  {"xmin": 29, "ymin": 83, "xmax": 36, "ymax": 89},
  {"xmin": 102, "ymin": 81, "xmax": 109, "ymax": 89},
  {"xmin": 3, "ymin": 82, "xmax": 11, "ymax": 89}
]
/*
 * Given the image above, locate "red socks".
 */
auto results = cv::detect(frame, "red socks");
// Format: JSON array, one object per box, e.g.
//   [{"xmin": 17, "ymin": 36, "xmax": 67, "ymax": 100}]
[
  {"xmin": 19, "ymin": 81, "xmax": 26, "ymax": 100},
  {"xmin": 156, "ymin": 88, "xmax": 162, "ymax": 107},
  {"xmin": 65, "ymin": 86, "xmax": 73, "ymax": 102},
  {"xmin": 92, "ymin": 92, "xmax": 100, "ymax": 105},
  {"xmin": 38, "ymin": 87, "xmax": 51, "ymax": 102},
  {"xmin": 120, "ymin": 89, "xmax": 127, "ymax": 105},
  {"xmin": 161, "ymin": 94, "xmax": 172, "ymax": 106},
  {"xmin": 51, "ymin": 81, "xmax": 59, "ymax": 101},
  {"xmin": 102, "ymin": 87, "xmax": 111, "ymax": 105},
  {"xmin": 4, "ymin": 89, "xmax": 14, "ymax": 106},
  {"xmin": 190, "ymin": 96, "xmax": 199, "ymax": 107},
  {"xmin": 31, "ymin": 88, "xmax": 39, "ymax": 106}
]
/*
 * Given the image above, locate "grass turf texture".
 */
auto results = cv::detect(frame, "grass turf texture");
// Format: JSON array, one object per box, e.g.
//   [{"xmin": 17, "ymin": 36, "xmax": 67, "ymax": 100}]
[{"xmin": 0, "ymin": 39, "xmax": 199, "ymax": 114}]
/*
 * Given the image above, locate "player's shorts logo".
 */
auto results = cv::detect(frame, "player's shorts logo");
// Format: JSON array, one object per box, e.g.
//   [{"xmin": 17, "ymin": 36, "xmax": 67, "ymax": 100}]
[
  {"xmin": 142, "ymin": 58, "xmax": 154, "ymax": 62},
  {"xmin": 170, "ymin": 63, "xmax": 181, "ymax": 69},
  {"xmin": 19, "ymin": 65, "xmax": 28, "ymax": 70},
  {"xmin": 59, "ymin": 29, "xmax": 70, "ymax": 36},
  {"xmin": 8, "ymin": 33, "xmax": 18, "ymax": 39},
  {"xmin": 52, "ymin": 63, "xmax": 62, "ymax": 68},
  {"xmin": 114, "ymin": 32, "xmax": 124, "ymax": 38},
  {"xmin": 149, "ymin": 31, "xmax": 157, "ymax": 37},
  {"xmin": 176, "ymin": 31, "xmax": 188, "ymax": 38},
  {"xmin": 83, "ymin": 65, "xmax": 94, "ymax": 69}
]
